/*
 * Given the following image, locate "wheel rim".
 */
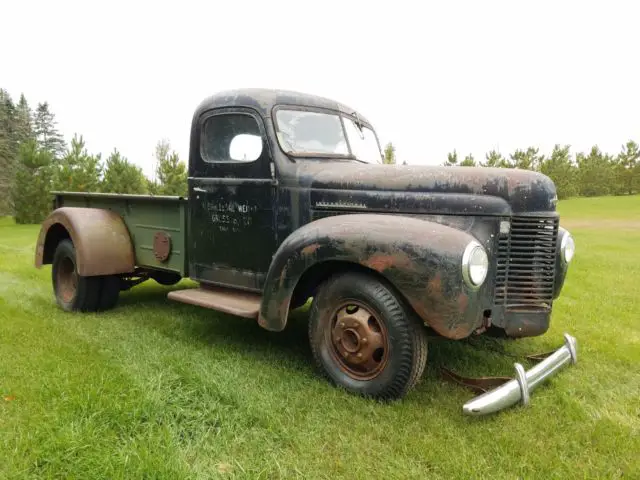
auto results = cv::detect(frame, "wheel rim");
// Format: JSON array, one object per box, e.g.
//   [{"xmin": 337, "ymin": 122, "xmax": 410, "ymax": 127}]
[
  {"xmin": 326, "ymin": 300, "xmax": 390, "ymax": 380},
  {"xmin": 56, "ymin": 256, "xmax": 77, "ymax": 303}
]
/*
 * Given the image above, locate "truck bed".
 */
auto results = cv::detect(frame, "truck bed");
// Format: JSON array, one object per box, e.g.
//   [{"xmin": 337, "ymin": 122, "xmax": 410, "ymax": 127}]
[{"xmin": 53, "ymin": 191, "xmax": 189, "ymax": 276}]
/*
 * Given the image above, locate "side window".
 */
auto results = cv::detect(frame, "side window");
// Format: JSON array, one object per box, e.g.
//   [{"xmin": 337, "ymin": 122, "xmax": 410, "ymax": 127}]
[{"xmin": 201, "ymin": 113, "xmax": 263, "ymax": 163}]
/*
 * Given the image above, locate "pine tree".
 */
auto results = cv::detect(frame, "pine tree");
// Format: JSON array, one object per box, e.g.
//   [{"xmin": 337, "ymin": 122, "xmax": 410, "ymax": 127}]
[
  {"xmin": 510, "ymin": 147, "xmax": 543, "ymax": 170},
  {"xmin": 101, "ymin": 149, "xmax": 148, "ymax": 194},
  {"xmin": 10, "ymin": 139, "xmax": 54, "ymax": 224},
  {"xmin": 154, "ymin": 139, "xmax": 187, "ymax": 196},
  {"xmin": 445, "ymin": 149, "xmax": 458, "ymax": 166},
  {"xmin": 482, "ymin": 149, "xmax": 510, "ymax": 168},
  {"xmin": 613, "ymin": 140, "xmax": 639, "ymax": 195},
  {"xmin": 34, "ymin": 102, "xmax": 66, "ymax": 159},
  {"xmin": 0, "ymin": 89, "xmax": 17, "ymax": 215},
  {"xmin": 383, "ymin": 142, "xmax": 396, "ymax": 164},
  {"xmin": 15, "ymin": 94, "xmax": 34, "ymax": 147},
  {"xmin": 53, "ymin": 134, "xmax": 102, "ymax": 192},
  {"xmin": 577, "ymin": 146, "xmax": 614, "ymax": 197},
  {"xmin": 460, "ymin": 153, "xmax": 476, "ymax": 166},
  {"xmin": 538, "ymin": 144, "xmax": 577, "ymax": 199}
]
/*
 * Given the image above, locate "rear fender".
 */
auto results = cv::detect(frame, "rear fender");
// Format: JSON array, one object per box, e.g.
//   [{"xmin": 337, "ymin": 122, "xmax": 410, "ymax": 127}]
[
  {"xmin": 258, "ymin": 214, "xmax": 486, "ymax": 339},
  {"xmin": 35, "ymin": 207, "xmax": 135, "ymax": 276}
]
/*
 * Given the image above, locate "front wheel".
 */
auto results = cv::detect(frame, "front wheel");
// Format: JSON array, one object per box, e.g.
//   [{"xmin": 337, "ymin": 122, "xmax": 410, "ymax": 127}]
[{"xmin": 308, "ymin": 272, "xmax": 428, "ymax": 400}]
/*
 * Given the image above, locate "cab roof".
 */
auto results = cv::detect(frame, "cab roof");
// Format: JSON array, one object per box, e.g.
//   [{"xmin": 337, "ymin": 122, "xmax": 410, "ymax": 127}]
[{"xmin": 193, "ymin": 88, "xmax": 372, "ymax": 125}]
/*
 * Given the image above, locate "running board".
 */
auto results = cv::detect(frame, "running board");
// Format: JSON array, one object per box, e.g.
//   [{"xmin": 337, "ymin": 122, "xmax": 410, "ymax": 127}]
[{"xmin": 167, "ymin": 285, "xmax": 261, "ymax": 319}]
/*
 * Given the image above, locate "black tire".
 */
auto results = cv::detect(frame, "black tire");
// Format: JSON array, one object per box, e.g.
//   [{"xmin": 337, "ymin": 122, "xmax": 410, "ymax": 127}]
[
  {"xmin": 52, "ymin": 239, "xmax": 102, "ymax": 312},
  {"xmin": 308, "ymin": 271, "xmax": 428, "ymax": 400},
  {"xmin": 98, "ymin": 275, "xmax": 121, "ymax": 311}
]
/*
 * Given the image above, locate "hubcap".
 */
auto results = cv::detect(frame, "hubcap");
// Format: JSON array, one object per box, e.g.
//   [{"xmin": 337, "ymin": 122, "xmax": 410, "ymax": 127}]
[
  {"xmin": 57, "ymin": 256, "xmax": 77, "ymax": 303},
  {"xmin": 328, "ymin": 301, "xmax": 389, "ymax": 380}
]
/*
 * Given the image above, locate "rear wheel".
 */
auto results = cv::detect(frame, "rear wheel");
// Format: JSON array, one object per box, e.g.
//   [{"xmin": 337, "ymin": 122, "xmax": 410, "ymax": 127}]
[
  {"xmin": 308, "ymin": 272, "xmax": 428, "ymax": 400},
  {"xmin": 52, "ymin": 239, "xmax": 121, "ymax": 312}
]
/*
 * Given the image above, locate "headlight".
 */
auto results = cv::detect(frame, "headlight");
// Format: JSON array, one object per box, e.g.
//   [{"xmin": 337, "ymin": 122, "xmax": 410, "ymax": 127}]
[
  {"xmin": 462, "ymin": 240, "xmax": 489, "ymax": 289},
  {"xmin": 560, "ymin": 231, "xmax": 575, "ymax": 264}
]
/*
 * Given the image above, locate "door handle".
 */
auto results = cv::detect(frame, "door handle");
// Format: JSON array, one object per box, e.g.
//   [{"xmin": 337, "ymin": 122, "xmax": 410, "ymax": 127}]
[{"xmin": 193, "ymin": 187, "xmax": 206, "ymax": 193}]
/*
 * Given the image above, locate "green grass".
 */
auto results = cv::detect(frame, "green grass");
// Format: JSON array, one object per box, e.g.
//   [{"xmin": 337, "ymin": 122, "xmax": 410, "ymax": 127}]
[
  {"xmin": 1, "ymin": 197, "xmax": 639, "ymax": 479},
  {"xmin": 557, "ymin": 194, "xmax": 640, "ymax": 222}
]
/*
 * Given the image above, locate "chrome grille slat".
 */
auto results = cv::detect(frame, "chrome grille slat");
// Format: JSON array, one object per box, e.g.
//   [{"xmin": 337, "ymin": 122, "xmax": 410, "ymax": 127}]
[{"xmin": 494, "ymin": 216, "xmax": 559, "ymax": 310}]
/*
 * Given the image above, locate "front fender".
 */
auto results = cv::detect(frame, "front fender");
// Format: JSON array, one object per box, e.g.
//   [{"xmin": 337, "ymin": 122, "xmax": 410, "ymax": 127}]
[
  {"xmin": 258, "ymin": 214, "xmax": 487, "ymax": 339},
  {"xmin": 35, "ymin": 207, "xmax": 135, "ymax": 276}
]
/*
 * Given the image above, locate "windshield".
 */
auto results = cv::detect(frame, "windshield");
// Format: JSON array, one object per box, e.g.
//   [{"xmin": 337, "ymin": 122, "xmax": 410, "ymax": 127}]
[{"xmin": 274, "ymin": 109, "xmax": 381, "ymax": 163}]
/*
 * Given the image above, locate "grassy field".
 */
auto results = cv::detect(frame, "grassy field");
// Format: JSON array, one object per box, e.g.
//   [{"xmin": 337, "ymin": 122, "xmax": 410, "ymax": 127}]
[{"xmin": 1, "ymin": 196, "xmax": 639, "ymax": 479}]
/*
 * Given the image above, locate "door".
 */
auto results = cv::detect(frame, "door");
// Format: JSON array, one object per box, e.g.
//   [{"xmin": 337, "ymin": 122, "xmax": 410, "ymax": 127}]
[{"xmin": 188, "ymin": 107, "xmax": 276, "ymax": 291}]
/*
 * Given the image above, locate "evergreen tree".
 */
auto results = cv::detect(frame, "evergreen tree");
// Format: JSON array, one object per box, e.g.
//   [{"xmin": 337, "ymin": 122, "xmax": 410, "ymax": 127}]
[
  {"xmin": 34, "ymin": 102, "xmax": 66, "ymax": 159},
  {"xmin": 482, "ymin": 149, "xmax": 510, "ymax": 168},
  {"xmin": 154, "ymin": 139, "xmax": 187, "ymax": 196},
  {"xmin": 445, "ymin": 149, "xmax": 458, "ymax": 166},
  {"xmin": 0, "ymin": 89, "xmax": 16, "ymax": 215},
  {"xmin": 577, "ymin": 146, "xmax": 614, "ymax": 197},
  {"xmin": 15, "ymin": 94, "xmax": 34, "ymax": 147},
  {"xmin": 383, "ymin": 142, "xmax": 396, "ymax": 164},
  {"xmin": 613, "ymin": 140, "xmax": 639, "ymax": 195},
  {"xmin": 101, "ymin": 149, "xmax": 148, "ymax": 194},
  {"xmin": 54, "ymin": 134, "xmax": 102, "ymax": 192},
  {"xmin": 510, "ymin": 147, "xmax": 544, "ymax": 170},
  {"xmin": 538, "ymin": 144, "xmax": 577, "ymax": 199},
  {"xmin": 460, "ymin": 153, "xmax": 476, "ymax": 166},
  {"xmin": 10, "ymin": 139, "xmax": 54, "ymax": 224}
]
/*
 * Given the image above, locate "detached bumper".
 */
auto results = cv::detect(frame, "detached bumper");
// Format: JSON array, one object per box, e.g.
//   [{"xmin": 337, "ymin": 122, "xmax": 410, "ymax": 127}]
[{"xmin": 462, "ymin": 333, "xmax": 578, "ymax": 416}]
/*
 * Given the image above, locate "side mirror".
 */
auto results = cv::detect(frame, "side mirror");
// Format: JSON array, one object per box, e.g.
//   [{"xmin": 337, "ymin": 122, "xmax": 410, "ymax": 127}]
[{"xmin": 229, "ymin": 134, "xmax": 263, "ymax": 162}]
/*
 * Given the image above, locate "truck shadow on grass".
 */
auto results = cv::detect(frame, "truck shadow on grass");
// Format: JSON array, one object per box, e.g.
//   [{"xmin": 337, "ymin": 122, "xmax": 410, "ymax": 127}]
[{"xmin": 116, "ymin": 283, "xmax": 537, "ymax": 402}]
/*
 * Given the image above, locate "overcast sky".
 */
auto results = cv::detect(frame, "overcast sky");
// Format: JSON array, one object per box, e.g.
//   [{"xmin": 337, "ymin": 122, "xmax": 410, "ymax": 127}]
[{"xmin": 2, "ymin": 0, "xmax": 638, "ymax": 176}]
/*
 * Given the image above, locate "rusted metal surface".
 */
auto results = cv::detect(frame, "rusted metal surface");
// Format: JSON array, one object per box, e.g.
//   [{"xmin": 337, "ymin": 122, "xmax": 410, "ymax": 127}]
[
  {"xmin": 258, "ymin": 213, "xmax": 487, "ymax": 339},
  {"xmin": 167, "ymin": 285, "xmax": 260, "ymax": 319},
  {"xmin": 35, "ymin": 207, "xmax": 135, "ymax": 277},
  {"xmin": 327, "ymin": 301, "xmax": 390, "ymax": 380},
  {"xmin": 56, "ymin": 256, "xmax": 77, "ymax": 303},
  {"xmin": 440, "ymin": 367, "xmax": 512, "ymax": 395},
  {"xmin": 153, "ymin": 232, "xmax": 172, "ymax": 262}
]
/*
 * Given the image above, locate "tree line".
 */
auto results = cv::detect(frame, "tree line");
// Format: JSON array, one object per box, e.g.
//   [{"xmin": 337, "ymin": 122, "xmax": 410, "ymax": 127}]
[
  {"xmin": 381, "ymin": 140, "xmax": 639, "ymax": 200},
  {"xmin": 440, "ymin": 143, "xmax": 639, "ymax": 200},
  {"xmin": 2, "ymin": 87, "xmax": 637, "ymax": 224},
  {"xmin": 0, "ymin": 88, "xmax": 187, "ymax": 224}
]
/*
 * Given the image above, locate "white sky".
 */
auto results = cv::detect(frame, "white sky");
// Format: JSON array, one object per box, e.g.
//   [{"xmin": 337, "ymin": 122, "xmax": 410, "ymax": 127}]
[{"xmin": 2, "ymin": 0, "xmax": 638, "ymax": 176}]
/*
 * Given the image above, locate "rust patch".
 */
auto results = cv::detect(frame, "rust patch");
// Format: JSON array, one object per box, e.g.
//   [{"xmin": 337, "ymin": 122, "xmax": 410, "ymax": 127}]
[
  {"xmin": 34, "ymin": 207, "xmax": 135, "ymax": 276},
  {"xmin": 426, "ymin": 273, "xmax": 443, "ymax": 297},
  {"xmin": 301, "ymin": 243, "xmax": 321, "ymax": 256},
  {"xmin": 362, "ymin": 251, "xmax": 415, "ymax": 272},
  {"xmin": 153, "ymin": 232, "xmax": 172, "ymax": 262},
  {"xmin": 457, "ymin": 292, "xmax": 469, "ymax": 312},
  {"xmin": 167, "ymin": 285, "xmax": 260, "ymax": 319}
]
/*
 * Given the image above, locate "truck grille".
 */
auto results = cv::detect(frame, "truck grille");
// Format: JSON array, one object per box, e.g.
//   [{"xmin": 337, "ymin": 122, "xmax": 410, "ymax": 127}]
[{"xmin": 494, "ymin": 216, "xmax": 559, "ymax": 310}]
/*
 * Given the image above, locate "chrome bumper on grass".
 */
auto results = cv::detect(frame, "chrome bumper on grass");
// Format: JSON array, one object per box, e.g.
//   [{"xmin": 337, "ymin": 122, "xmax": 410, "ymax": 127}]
[{"xmin": 462, "ymin": 333, "xmax": 578, "ymax": 416}]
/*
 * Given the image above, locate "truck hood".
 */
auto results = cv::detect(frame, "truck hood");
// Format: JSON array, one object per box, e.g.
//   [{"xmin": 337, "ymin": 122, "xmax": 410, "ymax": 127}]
[{"xmin": 296, "ymin": 162, "xmax": 558, "ymax": 215}]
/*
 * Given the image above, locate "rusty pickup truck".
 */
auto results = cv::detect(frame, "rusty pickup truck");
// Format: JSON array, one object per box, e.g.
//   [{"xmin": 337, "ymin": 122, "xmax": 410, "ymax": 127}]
[{"xmin": 34, "ymin": 88, "xmax": 578, "ymax": 415}]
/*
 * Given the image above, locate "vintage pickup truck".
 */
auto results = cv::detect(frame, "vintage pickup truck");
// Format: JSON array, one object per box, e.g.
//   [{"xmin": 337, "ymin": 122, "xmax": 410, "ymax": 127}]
[{"xmin": 34, "ymin": 88, "xmax": 578, "ymax": 415}]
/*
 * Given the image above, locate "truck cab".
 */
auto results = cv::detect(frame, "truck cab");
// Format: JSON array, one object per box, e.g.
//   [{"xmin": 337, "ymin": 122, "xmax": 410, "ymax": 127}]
[{"xmin": 34, "ymin": 88, "xmax": 578, "ymax": 414}]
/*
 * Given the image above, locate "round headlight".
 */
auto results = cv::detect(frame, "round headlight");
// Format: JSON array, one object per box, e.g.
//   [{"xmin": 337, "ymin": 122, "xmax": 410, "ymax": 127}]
[
  {"xmin": 462, "ymin": 241, "xmax": 489, "ymax": 289},
  {"xmin": 561, "ymin": 232, "xmax": 575, "ymax": 264}
]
